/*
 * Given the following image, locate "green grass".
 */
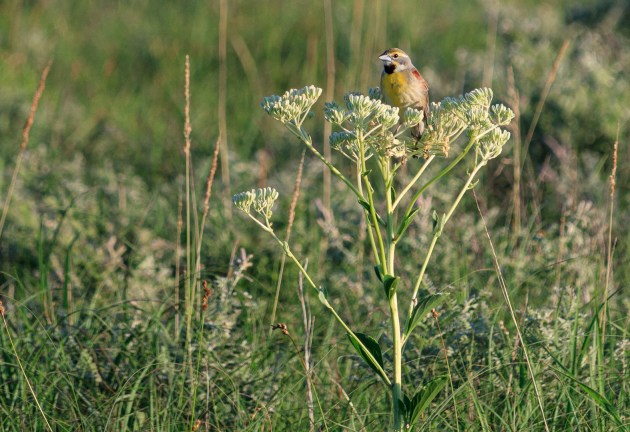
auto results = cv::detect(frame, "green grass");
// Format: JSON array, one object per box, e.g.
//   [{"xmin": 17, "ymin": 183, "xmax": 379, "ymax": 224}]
[{"xmin": 1, "ymin": 0, "xmax": 629, "ymax": 430}]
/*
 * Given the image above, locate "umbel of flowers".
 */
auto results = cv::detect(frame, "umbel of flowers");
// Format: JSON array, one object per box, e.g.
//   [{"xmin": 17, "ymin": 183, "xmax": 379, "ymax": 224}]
[{"xmin": 238, "ymin": 85, "xmax": 513, "ymax": 431}]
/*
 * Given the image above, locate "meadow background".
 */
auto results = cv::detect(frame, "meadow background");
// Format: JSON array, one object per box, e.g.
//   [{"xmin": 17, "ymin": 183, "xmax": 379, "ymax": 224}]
[{"xmin": 1, "ymin": 0, "xmax": 629, "ymax": 430}]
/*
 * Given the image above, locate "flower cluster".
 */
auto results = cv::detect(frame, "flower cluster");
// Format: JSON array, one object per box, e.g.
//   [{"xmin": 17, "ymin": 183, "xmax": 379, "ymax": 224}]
[
  {"xmin": 420, "ymin": 88, "xmax": 514, "ymax": 160},
  {"xmin": 324, "ymin": 92, "xmax": 399, "ymax": 132},
  {"xmin": 261, "ymin": 86, "xmax": 322, "ymax": 126},
  {"xmin": 232, "ymin": 187, "xmax": 279, "ymax": 220}
]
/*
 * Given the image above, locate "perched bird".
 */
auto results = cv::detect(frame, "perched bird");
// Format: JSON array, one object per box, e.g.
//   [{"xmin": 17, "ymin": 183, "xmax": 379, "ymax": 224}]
[{"xmin": 379, "ymin": 48, "xmax": 429, "ymax": 137}]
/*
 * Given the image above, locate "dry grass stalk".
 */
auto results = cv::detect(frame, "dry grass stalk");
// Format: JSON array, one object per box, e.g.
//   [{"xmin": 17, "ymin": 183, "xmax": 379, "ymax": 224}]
[
  {"xmin": 218, "ymin": 0, "xmax": 231, "ymax": 217},
  {"xmin": 601, "ymin": 125, "xmax": 619, "ymax": 331},
  {"xmin": 520, "ymin": 39, "xmax": 570, "ymax": 214},
  {"xmin": 323, "ymin": 0, "xmax": 335, "ymax": 212},
  {"xmin": 270, "ymin": 151, "xmax": 306, "ymax": 328},
  {"xmin": 0, "ymin": 60, "xmax": 52, "ymax": 241},
  {"xmin": 1, "ymin": 298, "xmax": 53, "ymax": 431},
  {"xmin": 473, "ymin": 190, "xmax": 549, "ymax": 432},
  {"xmin": 506, "ymin": 66, "xmax": 523, "ymax": 232},
  {"xmin": 432, "ymin": 308, "xmax": 460, "ymax": 430},
  {"xmin": 175, "ymin": 194, "xmax": 183, "ymax": 336},
  {"xmin": 193, "ymin": 138, "xmax": 221, "ymax": 297},
  {"xmin": 297, "ymin": 264, "xmax": 315, "ymax": 431}
]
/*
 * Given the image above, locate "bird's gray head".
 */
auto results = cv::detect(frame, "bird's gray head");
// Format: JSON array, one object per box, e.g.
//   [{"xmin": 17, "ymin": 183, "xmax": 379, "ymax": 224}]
[{"xmin": 379, "ymin": 48, "xmax": 413, "ymax": 74}]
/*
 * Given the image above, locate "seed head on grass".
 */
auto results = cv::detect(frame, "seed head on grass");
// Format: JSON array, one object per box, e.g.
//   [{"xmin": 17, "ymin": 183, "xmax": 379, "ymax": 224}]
[{"xmin": 271, "ymin": 323, "xmax": 290, "ymax": 336}]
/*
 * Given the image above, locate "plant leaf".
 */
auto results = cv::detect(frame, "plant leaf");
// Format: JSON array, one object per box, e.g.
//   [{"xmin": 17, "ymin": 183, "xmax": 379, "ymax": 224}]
[
  {"xmin": 407, "ymin": 377, "xmax": 447, "ymax": 428},
  {"xmin": 554, "ymin": 367, "xmax": 624, "ymax": 428},
  {"xmin": 374, "ymin": 265, "xmax": 384, "ymax": 282},
  {"xmin": 347, "ymin": 332, "xmax": 384, "ymax": 379},
  {"xmin": 357, "ymin": 199, "xmax": 386, "ymax": 226},
  {"xmin": 383, "ymin": 275, "xmax": 400, "ymax": 299},
  {"xmin": 398, "ymin": 207, "xmax": 420, "ymax": 239},
  {"xmin": 405, "ymin": 293, "xmax": 446, "ymax": 336},
  {"xmin": 317, "ymin": 289, "xmax": 329, "ymax": 306}
]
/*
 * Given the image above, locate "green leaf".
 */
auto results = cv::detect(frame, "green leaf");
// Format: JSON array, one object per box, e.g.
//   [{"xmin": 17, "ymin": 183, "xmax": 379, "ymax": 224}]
[
  {"xmin": 398, "ymin": 393, "xmax": 411, "ymax": 418},
  {"xmin": 554, "ymin": 367, "xmax": 625, "ymax": 428},
  {"xmin": 398, "ymin": 207, "xmax": 420, "ymax": 239},
  {"xmin": 357, "ymin": 199, "xmax": 386, "ymax": 226},
  {"xmin": 383, "ymin": 275, "xmax": 400, "ymax": 299},
  {"xmin": 407, "ymin": 377, "xmax": 447, "ymax": 428},
  {"xmin": 347, "ymin": 332, "xmax": 384, "ymax": 379},
  {"xmin": 374, "ymin": 265, "xmax": 384, "ymax": 282},
  {"xmin": 432, "ymin": 211, "xmax": 445, "ymax": 235},
  {"xmin": 317, "ymin": 289, "xmax": 329, "ymax": 306},
  {"xmin": 405, "ymin": 293, "xmax": 446, "ymax": 336},
  {"xmin": 357, "ymin": 198, "xmax": 371, "ymax": 213}
]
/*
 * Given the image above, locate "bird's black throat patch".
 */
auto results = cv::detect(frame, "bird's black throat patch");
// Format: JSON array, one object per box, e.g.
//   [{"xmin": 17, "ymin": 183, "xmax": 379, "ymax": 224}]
[{"xmin": 384, "ymin": 64, "xmax": 396, "ymax": 74}]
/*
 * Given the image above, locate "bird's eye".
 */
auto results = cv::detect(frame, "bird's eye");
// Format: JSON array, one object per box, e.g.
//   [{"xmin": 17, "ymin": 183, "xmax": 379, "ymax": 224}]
[{"xmin": 393, "ymin": 53, "xmax": 399, "ymax": 58}]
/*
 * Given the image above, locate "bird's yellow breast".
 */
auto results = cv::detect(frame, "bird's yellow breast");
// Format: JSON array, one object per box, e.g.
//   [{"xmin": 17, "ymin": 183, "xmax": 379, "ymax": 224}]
[{"xmin": 381, "ymin": 72, "xmax": 414, "ymax": 108}]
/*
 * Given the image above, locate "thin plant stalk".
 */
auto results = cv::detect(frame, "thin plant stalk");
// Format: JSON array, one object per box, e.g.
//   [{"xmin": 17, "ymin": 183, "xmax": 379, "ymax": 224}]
[
  {"xmin": 0, "ymin": 303, "xmax": 53, "ymax": 432},
  {"xmin": 183, "ymin": 55, "xmax": 194, "ymax": 358},
  {"xmin": 218, "ymin": 0, "xmax": 231, "ymax": 217},
  {"xmin": 406, "ymin": 155, "xmax": 485, "ymax": 330},
  {"xmin": 270, "ymin": 151, "xmax": 306, "ymax": 329},
  {"xmin": 0, "ymin": 61, "xmax": 52, "ymax": 242},
  {"xmin": 398, "ymin": 132, "xmax": 477, "ymax": 238},
  {"xmin": 175, "ymin": 194, "xmax": 183, "ymax": 338},
  {"xmin": 297, "ymin": 262, "xmax": 316, "ymax": 431},
  {"xmin": 358, "ymin": 130, "xmax": 387, "ymax": 267},
  {"xmin": 473, "ymin": 191, "xmax": 549, "ymax": 432},
  {"xmin": 244, "ymin": 211, "xmax": 391, "ymax": 385},
  {"xmin": 194, "ymin": 138, "xmax": 221, "ymax": 321},
  {"xmin": 601, "ymin": 125, "xmax": 618, "ymax": 333},
  {"xmin": 272, "ymin": 323, "xmax": 328, "ymax": 431},
  {"xmin": 323, "ymin": 0, "xmax": 335, "ymax": 211},
  {"xmin": 433, "ymin": 309, "xmax": 460, "ymax": 432},
  {"xmin": 355, "ymin": 159, "xmax": 382, "ymax": 270}
]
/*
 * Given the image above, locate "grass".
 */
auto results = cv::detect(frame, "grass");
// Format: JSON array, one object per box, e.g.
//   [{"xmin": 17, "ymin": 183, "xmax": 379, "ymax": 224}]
[{"xmin": 1, "ymin": 0, "xmax": 629, "ymax": 430}]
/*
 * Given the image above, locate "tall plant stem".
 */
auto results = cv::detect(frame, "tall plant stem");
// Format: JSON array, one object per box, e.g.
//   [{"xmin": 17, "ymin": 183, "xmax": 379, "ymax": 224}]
[
  {"xmin": 392, "ymin": 155, "xmax": 434, "ymax": 210},
  {"xmin": 357, "ymin": 161, "xmax": 382, "ymax": 269},
  {"xmin": 383, "ymin": 157, "xmax": 403, "ymax": 431},
  {"xmin": 286, "ymin": 124, "xmax": 364, "ymax": 199},
  {"xmin": 358, "ymin": 130, "xmax": 387, "ymax": 267},
  {"xmin": 246, "ymin": 214, "xmax": 392, "ymax": 386},
  {"xmin": 398, "ymin": 134, "xmax": 477, "ymax": 239},
  {"xmin": 390, "ymin": 293, "xmax": 403, "ymax": 431},
  {"xmin": 406, "ymin": 161, "xmax": 484, "ymax": 332}
]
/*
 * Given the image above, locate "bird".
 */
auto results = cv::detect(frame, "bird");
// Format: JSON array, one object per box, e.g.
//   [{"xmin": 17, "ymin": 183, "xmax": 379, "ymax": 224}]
[{"xmin": 379, "ymin": 48, "xmax": 429, "ymax": 138}]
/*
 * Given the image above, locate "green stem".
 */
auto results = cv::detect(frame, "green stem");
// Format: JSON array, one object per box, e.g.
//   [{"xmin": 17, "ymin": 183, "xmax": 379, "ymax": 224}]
[
  {"xmin": 286, "ymin": 123, "xmax": 364, "ymax": 200},
  {"xmin": 357, "ymin": 131, "xmax": 387, "ymax": 271},
  {"xmin": 392, "ymin": 155, "xmax": 435, "ymax": 210},
  {"xmin": 251, "ymin": 213, "xmax": 392, "ymax": 386},
  {"xmin": 358, "ymin": 130, "xmax": 387, "ymax": 268},
  {"xmin": 404, "ymin": 161, "xmax": 485, "ymax": 343},
  {"xmin": 390, "ymin": 294, "xmax": 403, "ymax": 431},
  {"xmin": 397, "ymin": 134, "xmax": 477, "ymax": 240},
  {"xmin": 357, "ymin": 162, "xmax": 382, "ymax": 269},
  {"xmin": 382, "ymin": 155, "xmax": 403, "ymax": 430}
]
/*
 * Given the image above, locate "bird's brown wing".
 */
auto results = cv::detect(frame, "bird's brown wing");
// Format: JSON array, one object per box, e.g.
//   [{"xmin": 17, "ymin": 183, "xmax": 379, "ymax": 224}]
[{"xmin": 411, "ymin": 69, "xmax": 429, "ymax": 117}]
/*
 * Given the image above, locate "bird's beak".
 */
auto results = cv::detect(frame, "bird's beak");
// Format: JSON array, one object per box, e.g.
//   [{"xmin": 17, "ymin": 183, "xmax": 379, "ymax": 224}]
[{"xmin": 379, "ymin": 54, "xmax": 393, "ymax": 63}]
